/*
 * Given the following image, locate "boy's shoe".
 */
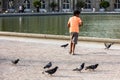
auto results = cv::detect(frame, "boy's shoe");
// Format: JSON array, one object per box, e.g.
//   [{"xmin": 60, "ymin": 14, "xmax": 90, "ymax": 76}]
[
  {"xmin": 69, "ymin": 51, "xmax": 72, "ymax": 54},
  {"xmin": 71, "ymin": 52, "xmax": 75, "ymax": 55},
  {"xmin": 69, "ymin": 51, "xmax": 75, "ymax": 55}
]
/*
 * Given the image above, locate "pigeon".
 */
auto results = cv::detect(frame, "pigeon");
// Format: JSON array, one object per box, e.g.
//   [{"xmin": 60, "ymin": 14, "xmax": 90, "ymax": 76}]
[
  {"xmin": 42, "ymin": 66, "xmax": 58, "ymax": 75},
  {"xmin": 104, "ymin": 42, "xmax": 114, "ymax": 49},
  {"xmin": 61, "ymin": 43, "xmax": 69, "ymax": 48},
  {"xmin": 11, "ymin": 59, "xmax": 20, "ymax": 65},
  {"xmin": 73, "ymin": 63, "xmax": 85, "ymax": 72},
  {"xmin": 43, "ymin": 62, "xmax": 52, "ymax": 69},
  {"xmin": 85, "ymin": 64, "xmax": 99, "ymax": 71}
]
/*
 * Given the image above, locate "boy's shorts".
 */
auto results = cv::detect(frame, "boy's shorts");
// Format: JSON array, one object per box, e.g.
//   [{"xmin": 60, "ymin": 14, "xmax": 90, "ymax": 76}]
[{"xmin": 70, "ymin": 32, "xmax": 78, "ymax": 44}]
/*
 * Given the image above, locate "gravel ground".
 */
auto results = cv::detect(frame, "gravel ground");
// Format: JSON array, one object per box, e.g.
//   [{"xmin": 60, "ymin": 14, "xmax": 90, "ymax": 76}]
[{"xmin": 0, "ymin": 36, "xmax": 120, "ymax": 80}]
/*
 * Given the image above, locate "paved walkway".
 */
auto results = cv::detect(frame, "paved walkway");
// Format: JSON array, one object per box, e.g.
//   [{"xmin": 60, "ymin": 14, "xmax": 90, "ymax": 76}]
[{"xmin": 0, "ymin": 36, "xmax": 120, "ymax": 80}]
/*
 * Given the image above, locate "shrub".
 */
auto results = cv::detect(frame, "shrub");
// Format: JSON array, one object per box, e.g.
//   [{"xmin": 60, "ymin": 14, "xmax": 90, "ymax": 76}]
[
  {"xmin": 49, "ymin": 1, "xmax": 57, "ymax": 11},
  {"xmin": 33, "ymin": 0, "xmax": 41, "ymax": 12},
  {"xmin": 100, "ymin": 1, "xmax": 110, "ymax": 9},
  {"xmin": 33, "ymin": 0, "xmax": 41, "ymax": 8},
  {"xmin": 76, "ymin": 0, "xmax": 85, "ymax": 9}
]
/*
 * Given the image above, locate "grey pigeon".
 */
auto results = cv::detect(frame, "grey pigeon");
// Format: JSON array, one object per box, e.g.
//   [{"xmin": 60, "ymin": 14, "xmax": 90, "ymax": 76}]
[
  {"xmin": 73, "ymin": 63, "xmax": 85, "ymax": 72},
  {"xmin": 43, "ymin": 62, "xmax": 52, "ymax": 69},
  {"xmin": 11, "ymin": 59, "xmax": 20, "ymax": 65},
  {"xmin": 85, "ymin": 64, "xmax": 99, "ymax": 70},
  {"xmin": 104, "ymin": 42, "xmax": 114, "ymax": 49},
  {"xmin": 42, "ymin": 66, "xmax": 58, "ymax": 75},
  {"xmin": 61, "ymin": 43, "xmax": 69, "ymax": 48}
]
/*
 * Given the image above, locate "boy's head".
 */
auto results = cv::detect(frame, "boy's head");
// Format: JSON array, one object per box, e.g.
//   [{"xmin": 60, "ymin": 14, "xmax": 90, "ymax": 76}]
[{"xmin": 73, "ymin": 10, "xmax": 80, "ymax": 16}]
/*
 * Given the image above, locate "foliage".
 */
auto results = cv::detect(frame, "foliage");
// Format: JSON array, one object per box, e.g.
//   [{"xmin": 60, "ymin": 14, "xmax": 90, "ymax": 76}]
[
  {"xmin": 76, "ymin": 0, "xmax": 85, "ymax": 9},
  {"xmin": 33, "ymin": 0, "xmax": 41, "ymax": 8},
  {"xmin": 49, "ymin": 1, "xmax": 57, "ymax": 11},
  {"xmin": 100, "ymin": 1, "xmax": 110, "ymax": 9}
]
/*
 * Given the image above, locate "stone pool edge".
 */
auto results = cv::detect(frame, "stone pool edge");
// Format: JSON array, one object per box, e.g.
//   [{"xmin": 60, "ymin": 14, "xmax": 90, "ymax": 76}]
[{"xmin": 0, "ymin": 31, "xmax": 120, "ymax": 43}]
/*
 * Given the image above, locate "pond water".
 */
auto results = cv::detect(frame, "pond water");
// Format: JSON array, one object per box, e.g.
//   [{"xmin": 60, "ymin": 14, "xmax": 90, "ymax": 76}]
[{"xmin": 0, "ymin": 13, "xmax": 120, "ymax": 39}]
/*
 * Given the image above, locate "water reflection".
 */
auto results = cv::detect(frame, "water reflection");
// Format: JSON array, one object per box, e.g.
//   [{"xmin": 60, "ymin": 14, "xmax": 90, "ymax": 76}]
[
  {"xmin": 0, "ymin": 14, "xmax": 120, "ymax": 39},
  {"xmin": 19, "ymin": 17, "xmax": 22, "ymax": 32}
]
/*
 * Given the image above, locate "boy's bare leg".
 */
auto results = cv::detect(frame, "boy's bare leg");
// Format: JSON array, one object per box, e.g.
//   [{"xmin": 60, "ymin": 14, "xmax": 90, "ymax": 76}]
[
  {"xmin": 69, "ymin": 34, "xmax": 73, "ymax": 54},
  {"xmin": 69, "ymin": 42, "xmax": 76, "ymax": 55},
  {"xmin": 69, "ymin": 42, "xmax": 73, "ymax": 54},
  {"xmin": 72, "ymin": 43, "xmax": 75, "ymax": 55}
]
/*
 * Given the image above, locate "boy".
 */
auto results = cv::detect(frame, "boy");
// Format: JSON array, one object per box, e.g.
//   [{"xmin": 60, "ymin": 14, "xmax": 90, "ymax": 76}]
[{"xmin": 67, "ymin": 10, "xmax": 83, "ymax": 55}]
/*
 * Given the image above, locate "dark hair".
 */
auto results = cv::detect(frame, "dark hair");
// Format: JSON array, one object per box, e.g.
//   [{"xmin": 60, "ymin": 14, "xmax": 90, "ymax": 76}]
[{"xmin": 73, "ymin": 10, "xmax": 80, "ymax": 16}]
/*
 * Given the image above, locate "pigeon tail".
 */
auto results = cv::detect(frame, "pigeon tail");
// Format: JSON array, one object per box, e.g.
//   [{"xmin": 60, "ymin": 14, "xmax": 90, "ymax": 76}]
[
  {"xmin": 11, "ymin": 59, "xmax": 20, "ymax": 64},
  {"xmin": 61, "ymin": 43, "xmax": 69, "ymax": 48},
  {"xmin": 43, "ymin": 62, "xmax": 52, "ymax": 69},
  {"xmin": 73, "ymin": 68, "xmax": 78, "ymax": 71}
]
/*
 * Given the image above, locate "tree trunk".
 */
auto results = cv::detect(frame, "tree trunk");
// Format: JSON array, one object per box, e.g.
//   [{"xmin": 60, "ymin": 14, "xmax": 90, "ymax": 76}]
[{"xmin": 36, "ymin": 7, "xmax": 39, "ymax": 12}]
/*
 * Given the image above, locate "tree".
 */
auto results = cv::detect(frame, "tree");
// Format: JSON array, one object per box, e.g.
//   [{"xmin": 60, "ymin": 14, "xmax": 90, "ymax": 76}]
[
  {"xmin": 33, "ymin": 0, "xmax": 41, "ymax": 12},
  {"xmin": 76, "ymin": 0, "xmax": 85, "ymax": 11},
  {"xmin": 49, "ymin": 1, "xmax": 57, "ymax": 12},
  {"xmin": 100, "ymin": 1, "xmax": 110, "ymax": 11}
]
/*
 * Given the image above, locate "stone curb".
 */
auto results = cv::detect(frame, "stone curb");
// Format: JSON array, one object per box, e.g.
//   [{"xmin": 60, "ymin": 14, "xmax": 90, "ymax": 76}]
[{"xmin": 0, "ymin": 31, "xmax": 120, "ymax": 43}]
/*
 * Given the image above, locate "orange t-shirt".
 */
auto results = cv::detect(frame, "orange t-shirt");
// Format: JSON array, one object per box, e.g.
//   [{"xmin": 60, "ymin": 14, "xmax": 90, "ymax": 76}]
[{"xmin": 68, "ymin": 16, "xmax": 82, "ymax": 33}]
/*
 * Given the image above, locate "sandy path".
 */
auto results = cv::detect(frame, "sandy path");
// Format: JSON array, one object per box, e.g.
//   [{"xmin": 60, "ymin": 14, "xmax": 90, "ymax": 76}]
[{"xmin": 0, "ymin": 36, "xmax": 120, "ymax": 80}]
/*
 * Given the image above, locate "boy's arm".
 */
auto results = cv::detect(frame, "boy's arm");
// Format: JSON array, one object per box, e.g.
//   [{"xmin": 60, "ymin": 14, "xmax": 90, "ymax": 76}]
[
  {"xmin": 79, "ymin": 18, "xmax": 83, "ymax": 27},
  {"xmin": 67, "ymin": 22, "xmax": 70, "ymax": 28},
  {"xmin": 79, "ymin": 21, "xmax": 83, "ymax": 26},
  {"xmin": 67, "ymin": 19, "xmax": 70, "ymax": 28}
]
